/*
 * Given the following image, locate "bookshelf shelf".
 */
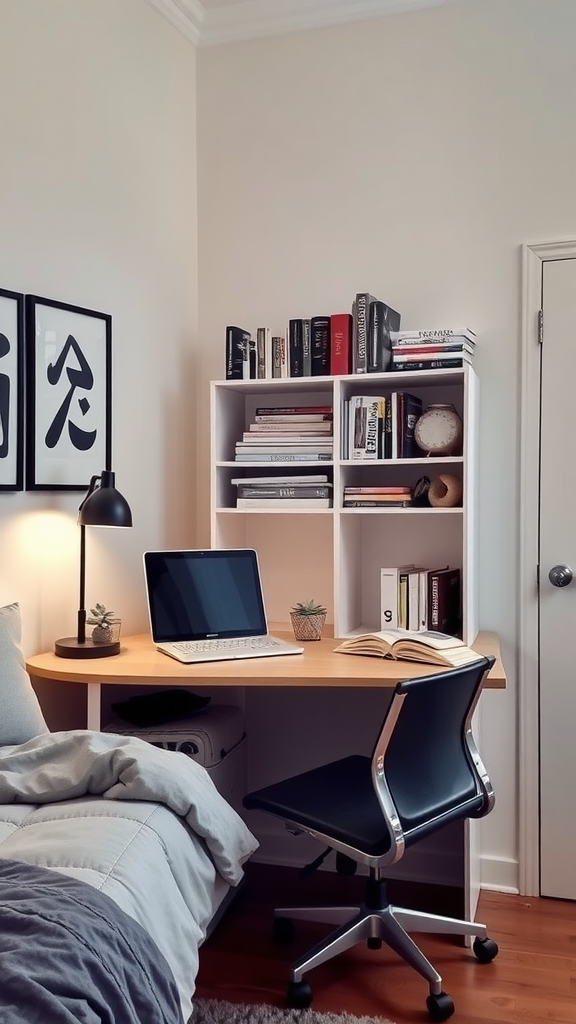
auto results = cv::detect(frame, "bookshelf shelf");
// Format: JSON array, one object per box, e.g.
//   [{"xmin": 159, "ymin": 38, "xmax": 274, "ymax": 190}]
[
  {"xmin": 216, "ymin": 508, "xmax": 334, "ymax": 515},
  {"xmin": 210, "ymin": 366, "xmax": 478, "ymax": 643}
]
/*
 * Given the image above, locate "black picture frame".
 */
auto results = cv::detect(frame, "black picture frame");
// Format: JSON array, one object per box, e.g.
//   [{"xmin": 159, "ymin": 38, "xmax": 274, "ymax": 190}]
[
  {"xmin": 25, "ymin": 295, "xmax": 112, "ymax": 491},
  {"xmin": 0, "ymin": 287, "xmax": 24, "ymax": 492}
]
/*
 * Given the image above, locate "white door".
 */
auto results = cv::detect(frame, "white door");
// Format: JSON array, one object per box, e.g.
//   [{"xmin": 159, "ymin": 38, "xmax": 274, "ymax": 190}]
[{"xmin": 539, "ymin": 256, "xmax": 576, "ymax": 899}]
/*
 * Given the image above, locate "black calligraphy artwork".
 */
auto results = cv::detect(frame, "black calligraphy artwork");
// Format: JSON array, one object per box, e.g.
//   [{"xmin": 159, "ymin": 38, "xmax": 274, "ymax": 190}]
[
  {"xmin": 0, "ymin": 288, "xmax": 24, "ymax": 492},
  {"xmin": 0, "ymin": 332, "xmax": 9, "ymax": 460},
  {"xmin": 45, "ymin": 334, "xmax": 97, "ymax": 453},
  {"xmin": 26, "ymin": 296, "xmax": 111, "ymax": 491}
]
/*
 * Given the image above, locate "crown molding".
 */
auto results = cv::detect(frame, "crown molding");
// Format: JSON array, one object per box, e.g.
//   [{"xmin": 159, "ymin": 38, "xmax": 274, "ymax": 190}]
[
  {"xmin": 143, "ymin": 0, "xmax": 205, "ymax": 46},
  {"xmin": 144, "ymin": 0, "xmax": 446, "ymax": 48}
]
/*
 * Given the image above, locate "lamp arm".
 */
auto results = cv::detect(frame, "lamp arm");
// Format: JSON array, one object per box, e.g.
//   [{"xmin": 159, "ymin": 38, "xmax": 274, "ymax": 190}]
[{"xmin": 77, "ymin": 523, "xmax": 87, "ymax": 644}]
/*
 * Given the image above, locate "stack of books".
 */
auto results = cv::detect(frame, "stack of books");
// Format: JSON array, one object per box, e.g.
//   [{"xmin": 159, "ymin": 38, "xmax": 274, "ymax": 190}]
[
  {"xmin": 234, "ymin": 406, "xmax": 334, "ymax": 463},
  {"xmin": 389, "ymin": 329, "xmax": 476, "ymax": 372},
  {"xmin": 343, "ymin": 486, "xmax": 412, "ymax": 508},
  {"xmin": 380, "ymin": 565, "xmax": 461, "ymax": 633},
  {"xmin": 232, "ymin": 475, "xmax": 332, "ymax": 509},
  {"xmin": 224, "ymin": 291, "xmax": 402, "ymax": 380},
  {"xmin": 342, "ymin": 392, "xmax": 422, "ymax": 460}
]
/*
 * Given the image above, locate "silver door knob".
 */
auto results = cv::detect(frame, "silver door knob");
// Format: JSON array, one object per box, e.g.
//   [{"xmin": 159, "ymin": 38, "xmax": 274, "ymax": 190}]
[{"xmin": 548, "ymin": 564, "xmax": 573, "ymax": 587}]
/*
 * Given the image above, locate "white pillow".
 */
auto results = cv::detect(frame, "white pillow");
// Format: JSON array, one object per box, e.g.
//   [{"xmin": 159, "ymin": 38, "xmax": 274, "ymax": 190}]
[{"xmin": 0, "ymin": 602, "xmax": 49, "ymax": 745}]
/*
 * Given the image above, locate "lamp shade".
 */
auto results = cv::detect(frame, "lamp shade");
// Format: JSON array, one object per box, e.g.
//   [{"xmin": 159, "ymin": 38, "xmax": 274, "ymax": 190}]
[{"xmin": 79, "ymin": 470, "xmax": 132, "ymax": 528}]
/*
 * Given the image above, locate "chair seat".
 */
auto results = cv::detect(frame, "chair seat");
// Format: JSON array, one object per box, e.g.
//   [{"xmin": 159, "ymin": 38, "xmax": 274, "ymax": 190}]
[
  {"xmin": 244, "ymin": 752, "xmax": 487, "ymax": 858},
  {"xmin": 244, "ymin": 755, "xmax": 393, "ymax": 857}
]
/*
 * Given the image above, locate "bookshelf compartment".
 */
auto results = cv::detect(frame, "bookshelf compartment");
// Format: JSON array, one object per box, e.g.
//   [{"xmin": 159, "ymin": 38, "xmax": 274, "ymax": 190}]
[{"xmin": 211, "ymin": 366, "xmax": 478, "ymax": 644}]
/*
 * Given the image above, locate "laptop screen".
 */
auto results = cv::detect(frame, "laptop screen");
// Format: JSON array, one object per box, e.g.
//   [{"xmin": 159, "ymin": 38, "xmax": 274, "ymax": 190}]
[{"xmin": 143, "ymin": 549, "xmax": 268, "ymax": 642}]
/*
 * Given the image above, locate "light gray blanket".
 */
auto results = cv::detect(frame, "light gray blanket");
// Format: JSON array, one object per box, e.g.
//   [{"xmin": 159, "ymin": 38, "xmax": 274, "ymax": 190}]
[{"xmin": 0, "ymin": 729, "xmax": 258, "ymax": 886}]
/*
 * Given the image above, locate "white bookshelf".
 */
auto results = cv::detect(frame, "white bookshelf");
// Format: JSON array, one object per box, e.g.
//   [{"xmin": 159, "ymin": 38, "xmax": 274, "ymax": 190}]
[{"xmin": 210, "ymin": 366, "xmax": 479, "ymax": 644}]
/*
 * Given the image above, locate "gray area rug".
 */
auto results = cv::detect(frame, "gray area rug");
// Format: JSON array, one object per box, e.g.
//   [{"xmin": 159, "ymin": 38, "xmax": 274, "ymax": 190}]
[{"xmin": 191, "ymin": 998, "xmax": 393, "ymax": 1024}]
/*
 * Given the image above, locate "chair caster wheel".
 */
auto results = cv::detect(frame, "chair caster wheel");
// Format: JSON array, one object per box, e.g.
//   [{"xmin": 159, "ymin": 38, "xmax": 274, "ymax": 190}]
[
  {"xmin": 426, "ymin": 991, "xmax": 455, "ymax": 1022},
  {"xmin": 473, "ymin": 936, "xmax": 499, "ymax": 963},
  {"xmin": 367, "ymin": 937, "xmax": 382, "ymax": 949},
  {"xmin": 287, "ymin": 980, "xmax": 313, "ymax": 1009},
  {"xmin": 272, "ymin": 916, "xmax": 295, "ymax": 944}
]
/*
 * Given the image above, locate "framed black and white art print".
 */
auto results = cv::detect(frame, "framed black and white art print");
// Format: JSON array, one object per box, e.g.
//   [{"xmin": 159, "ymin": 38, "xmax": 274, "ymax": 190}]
[
  {"xmin": 0, "ymin": 287, "xmax": 24, "ymax": 492},
  {"xmin": 25, "ymin": 295, "xmax": 112, "ymax": 491}
]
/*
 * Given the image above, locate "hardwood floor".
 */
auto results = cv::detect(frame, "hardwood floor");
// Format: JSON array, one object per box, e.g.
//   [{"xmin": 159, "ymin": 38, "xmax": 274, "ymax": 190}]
[{"xmin": 195, "ymin": 864, "xmax": 576, "ymax": 1024}]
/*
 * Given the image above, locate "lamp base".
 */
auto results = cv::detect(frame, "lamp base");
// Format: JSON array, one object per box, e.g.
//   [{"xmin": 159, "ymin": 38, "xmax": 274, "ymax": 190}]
[{"xmin": 54, "ymin": 637, "xmax": 121, "ymax": 659}]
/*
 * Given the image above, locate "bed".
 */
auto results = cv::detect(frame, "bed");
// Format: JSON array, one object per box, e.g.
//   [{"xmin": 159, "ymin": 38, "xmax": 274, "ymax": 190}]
[{"xmin": 0, "ymin": 602, "xmax": 259, "ymax": 1023}]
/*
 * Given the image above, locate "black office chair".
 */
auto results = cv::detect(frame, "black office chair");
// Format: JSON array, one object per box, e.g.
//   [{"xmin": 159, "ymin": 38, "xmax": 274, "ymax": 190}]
[{"xmin": 243, "ymin": 656, "xmax": 499, "ymax": 1022}]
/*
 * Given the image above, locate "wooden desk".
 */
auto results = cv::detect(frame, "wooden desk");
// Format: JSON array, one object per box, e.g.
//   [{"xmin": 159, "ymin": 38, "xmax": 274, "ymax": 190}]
[
  {"xmin": 26, "ymin": 630, "xmax": 505, "ymax": 925},
  {"xmin": 26, "ymin": 630, "xmax": 505, "ymax": 731}
]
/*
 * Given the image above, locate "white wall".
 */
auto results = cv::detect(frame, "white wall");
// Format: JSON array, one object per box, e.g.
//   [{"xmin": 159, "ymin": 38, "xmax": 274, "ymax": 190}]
[
  {"xmin": 196, "ymin": 0, "xmax": 576, "ymax": 888},
  {"xmin": 0, "ymin": 0, "xmax": 198, "ymax": 667}
]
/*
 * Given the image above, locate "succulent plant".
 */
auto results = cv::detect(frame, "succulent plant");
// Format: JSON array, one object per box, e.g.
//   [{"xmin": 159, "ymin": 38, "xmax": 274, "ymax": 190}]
[
  {"xmin": 86, "ymin": 603, "xmax": 116, "ymax": 642},
  {"xmin": 290, "ymin": 599, "xmax": 327, "ymax": 617},
  {"xmin": 86, "ymin": 603, "xmax": 115, "ymax": 628}
]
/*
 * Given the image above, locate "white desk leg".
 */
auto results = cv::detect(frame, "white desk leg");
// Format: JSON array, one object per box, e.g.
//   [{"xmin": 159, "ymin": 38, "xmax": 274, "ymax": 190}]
[{"xmin": 86, "ymin": 683, "xmax": 102, "ymax": 731}]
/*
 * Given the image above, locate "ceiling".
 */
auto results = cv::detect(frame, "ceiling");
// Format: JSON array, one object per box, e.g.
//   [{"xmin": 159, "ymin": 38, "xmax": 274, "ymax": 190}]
[{"xmin": 143, "ymin": 0, "xmax": 447, "ymax": 47}]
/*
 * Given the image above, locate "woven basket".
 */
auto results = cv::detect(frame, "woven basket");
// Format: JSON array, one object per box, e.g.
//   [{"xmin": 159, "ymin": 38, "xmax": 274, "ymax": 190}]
[{"xmin": 290, "ymin": 611, "xmax": 326, "ymax": 641}]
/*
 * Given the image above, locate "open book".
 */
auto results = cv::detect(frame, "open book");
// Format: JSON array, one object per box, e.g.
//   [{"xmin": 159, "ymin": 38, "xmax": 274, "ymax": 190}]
[{"xmin": 333, "ymin": 628, "xmax": 483, "ymax": 668}]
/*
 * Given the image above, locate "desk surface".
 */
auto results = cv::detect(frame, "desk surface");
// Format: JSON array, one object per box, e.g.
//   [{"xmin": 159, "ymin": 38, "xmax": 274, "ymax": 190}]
[{"xmin": 26, "ymin": 630, "xmax": 506, "ymax": 688}]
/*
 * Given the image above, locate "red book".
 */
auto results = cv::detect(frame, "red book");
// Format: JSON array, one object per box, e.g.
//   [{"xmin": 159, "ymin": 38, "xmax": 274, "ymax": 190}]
[{"xmin": 330, "ymin": 314, "xmax": 353, "ymax": 375}]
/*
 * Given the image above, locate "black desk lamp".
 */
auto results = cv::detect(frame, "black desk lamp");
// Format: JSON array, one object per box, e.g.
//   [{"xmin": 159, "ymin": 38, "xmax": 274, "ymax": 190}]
[{"xmin": 54, "ymin": 470, "xmax": 133, "ymax": 659}]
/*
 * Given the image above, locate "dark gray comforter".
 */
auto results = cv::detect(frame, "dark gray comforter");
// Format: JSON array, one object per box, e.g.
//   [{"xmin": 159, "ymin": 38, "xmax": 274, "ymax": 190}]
[{"xmin": 0, "ymin": 858, "xmax": 184, "ymax": 1024}]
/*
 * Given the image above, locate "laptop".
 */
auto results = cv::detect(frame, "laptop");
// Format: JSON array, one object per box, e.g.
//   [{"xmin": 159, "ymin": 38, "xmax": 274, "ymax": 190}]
[{"xmin": 143, "ymin": 548, "xmax": 305, "ymax": 664}]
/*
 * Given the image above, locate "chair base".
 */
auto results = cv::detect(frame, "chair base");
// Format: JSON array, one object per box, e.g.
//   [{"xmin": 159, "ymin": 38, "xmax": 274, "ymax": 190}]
[{"xmin": 274, "ymin": 877, "xmax": 488, "ymax": 998}]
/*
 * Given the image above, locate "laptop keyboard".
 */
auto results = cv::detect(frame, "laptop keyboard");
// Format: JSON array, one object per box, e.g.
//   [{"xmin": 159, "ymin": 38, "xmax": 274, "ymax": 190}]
[{"xmin": 172, "ymin": 637, "xmax": 280, "ymax": 654}]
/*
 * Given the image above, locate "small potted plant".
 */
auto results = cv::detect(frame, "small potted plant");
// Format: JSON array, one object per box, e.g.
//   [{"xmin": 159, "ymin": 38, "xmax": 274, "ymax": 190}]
[
  {"xmin": 86, "ymin": 603, "xmax": 121, "ymax": 645},
  {"xmin": 290, "ymin": 599, "xmax": 327, "ymax": 642}
]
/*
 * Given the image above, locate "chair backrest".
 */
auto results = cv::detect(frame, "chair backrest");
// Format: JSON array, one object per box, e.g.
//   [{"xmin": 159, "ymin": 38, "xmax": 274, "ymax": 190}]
[{"xmin": 372, "ymin": 656, "xmax": 495, "ymax": 859}]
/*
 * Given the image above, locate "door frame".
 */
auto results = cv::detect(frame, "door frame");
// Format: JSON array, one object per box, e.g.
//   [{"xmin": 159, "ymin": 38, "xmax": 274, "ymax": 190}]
[{"xmin": 519, "ymin": 239, "xmax": 576, "ymax": 896}]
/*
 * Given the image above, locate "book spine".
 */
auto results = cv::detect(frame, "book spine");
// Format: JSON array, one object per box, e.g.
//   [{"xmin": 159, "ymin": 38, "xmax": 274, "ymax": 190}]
[
  {"xmin": 367, "ymin": 300, "xmax": 400, "ymax": 372},
  {"xmin": 280, "ymin": 330, "xmax": 289, "ymax": 378},
  {"xmin": 353, "ymin": 293, "xmax": 371, "ymax": 373},
  {"xmin": 399, "ymin": 392, "xmax": 423, "ymax": 459},
  {"xmin": 380, "ymin": 568, "xmax": 399, "ymax": 629},
  {"xmin": 344, "ymin": 486, "xmax": 411, "ymax": 493},
  {"xmin": 428, "ymin": 569, "xmax": 461, "ymax": 634},
  {"xmin": 408, "ymin": 571, "xmax": 420, "ymax": 631},
  {"xmin": 302, "ymin": 319, "xmax": 312, "ymax": 376},
  {"xmin": 391, "ymin": 392, "xmax": 399, "ymax": 459},
  {"xmin": 271, "ymin": 336, "xmax": 283, "ymax": 378},
  {"xmin": 236, "ymin": 445, "xmax": 333, "ymax": 453},
  {"xmin": 236, "ymin": 497, "xmax": 331, "ymax": 509},
  {"xmin": 342, "ymin": 499, "xmax": 409, "ymax": 507},
  {"xmin": 384, "ymin": 397, "xmax": 392, "ymax": 459},
  {"xmin": 264, "ymin": 328, "xmax": 273, "ymax": 379},
  {"xmin": 391, "ymin": 329, "xmax": 476, "ymax": 343},
  {"xmin": 391, "ymin": 358, "xmax": 468, "ymax": 371},
  {"xmin": 237, "ymin": 485, "xmax": 332, "ymax": 498},
  {"xmin": 256, "ymin": 327, "xmax": 266, "ymax": 379},
  {"xmin": 310, "ymin": 316, "xmax": 331, "ymax": 376},
  {"xmin": 234, "ymin": 452, "xmax": 332, "ymax": 462},
  {"xmin": 247, "ymin": 424, "xmax": 332, "ymax": 434},
  {"xmin": 418, "ymin": 570, "xmax": 429, "ymax": 630},
  {"xmin": 398, "ymin": 572, "xmax": 409, "ymax": 629},
  {"xmin": 226, "ymin": 326, "xmax": 250, "ymax": 381},
  {"xmin": 330, "ymin": 313, "xmax": 353, "ymax": 375},
  {"xmin": 247, "ymin": 336, "xmax": 256, "ymax": 379},
  {"xmin": 392, "ymin": 342, "xmax": 474, "ymax": 355},
  {"xmin": 255, "ymin": 406, "xmax": 333, "ymax": 415},
  {"xmin": 289, "ymin": 319, "xmax": 304, "ymax": 377}
]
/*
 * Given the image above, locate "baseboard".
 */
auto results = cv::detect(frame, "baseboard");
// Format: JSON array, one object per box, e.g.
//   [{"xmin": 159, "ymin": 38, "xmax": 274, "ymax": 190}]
[{"xmin": 480, "ymin": 855, "xmax": 519, "ymax": 894}]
